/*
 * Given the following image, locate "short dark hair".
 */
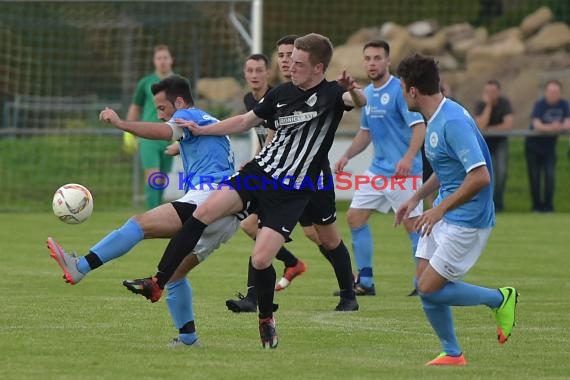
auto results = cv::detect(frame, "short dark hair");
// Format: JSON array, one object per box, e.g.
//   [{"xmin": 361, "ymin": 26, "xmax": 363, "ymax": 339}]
[
  {"xmin": 486, "ymin": 79, "xmax": 501, "ymax": 89},
  {"xmin": 151, "ymin": 75, "xmax": 194, "ymax": 106},
  {"xmin": 277, "ymin": 35, "xmax": 298, "ymax": 47},
  {"xmin": 294, "ymin": 33, "xmax": 333, "ymax": 71},
  {"xmin": 245, "ymin": 53, "xmax": 269, "ymax": 68},
  {"xmin": 396, "ymin": 53, "xmax": 440, "ymax": 95},
  {"xmin": 545, "ymin": 79, "xmax": 563, "ymax": 90},
  {"xmin": 363, "ymin": 40, "xmax": 390, "ymax": 56}
]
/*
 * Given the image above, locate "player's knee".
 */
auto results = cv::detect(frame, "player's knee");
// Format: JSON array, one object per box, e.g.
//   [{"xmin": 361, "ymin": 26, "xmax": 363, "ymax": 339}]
[
  {"xmin": 346, "ymin": 209, "xmax": 367, "ymax": 229},
  {"xmin": 251, "ymin": 254, "xmax": 272, "ymax": 270},
  {"xmin": 133, "ymin": 213, "xmax": 152, "ymax": 237},
  {"xmin": 417, "ymin": 278, "xmax": 441, "ymax": 295}
]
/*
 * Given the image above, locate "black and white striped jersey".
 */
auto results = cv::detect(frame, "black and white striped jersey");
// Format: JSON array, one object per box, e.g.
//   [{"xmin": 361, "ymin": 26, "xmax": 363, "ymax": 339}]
[
  {"xmin": 243, "ymin": 87, "xmax": 273, "ymax": 148},
  {"xmin": 252, "ymin": 79, "xmax": 350, "ymax": 188}
]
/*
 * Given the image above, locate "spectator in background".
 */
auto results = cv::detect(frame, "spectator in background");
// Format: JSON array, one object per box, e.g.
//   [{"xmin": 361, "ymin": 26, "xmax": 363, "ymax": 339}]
[
  {"xmin": 126, "ymin": 45, "xmax": 175, "ymax": 209},
  {"xmin": 474, "ymin": 80, "xmax": 513, "ymax": 212},
  {"xmin": 525, "ymin": 80, "xmax": 570, "ymax": 213}
]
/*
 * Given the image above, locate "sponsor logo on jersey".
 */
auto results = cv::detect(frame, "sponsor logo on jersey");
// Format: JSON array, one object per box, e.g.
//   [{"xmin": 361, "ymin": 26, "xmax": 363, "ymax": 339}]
[{"xmin": 276, "ymin": 111, "xmax": 318, "ymax": 126}]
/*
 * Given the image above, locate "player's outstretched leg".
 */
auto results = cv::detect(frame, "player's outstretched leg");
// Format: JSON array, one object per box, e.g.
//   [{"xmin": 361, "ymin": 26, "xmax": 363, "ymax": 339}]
[
  {"xmin": 47, "ymin": 237, "xmax": 85, "ymax": 285},
  {"xmin": 47, "ymin": 216, "xmax": 147, "ymax": 284}
]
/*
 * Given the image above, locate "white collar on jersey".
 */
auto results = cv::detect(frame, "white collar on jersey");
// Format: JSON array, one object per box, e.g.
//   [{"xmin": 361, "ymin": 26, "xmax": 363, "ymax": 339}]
[
  {"xmin": 427, "ymin": 97, "xmax": 448, "ymax": 124},
  {"xmin": 371, "ymin": 75, "xmax": 394, "ymax": 91}
]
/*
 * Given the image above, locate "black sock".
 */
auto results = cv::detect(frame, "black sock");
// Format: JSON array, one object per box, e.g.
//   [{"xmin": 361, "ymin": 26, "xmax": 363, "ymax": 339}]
[
  {"xmin": 328, "ymin": 240, "xmax": 355, "ymax": 299},
  {"xmin": 85, "ymin": 252, "xmax": 103, "ymax": 270},
  {"xmin": 179, "ymin": 320, "xmax": 195, "ymax": 334},
  {"xmin": 156, "ymin": 215, "xmax": 206, "ymax": 288},
  {"xmin": 275, "ymin": 247, "xmax": 298, "ymax": 267},
  {"xmin": 254, "ymin": 264, "xmax": 276, "ymax": 319},
  {"xmin": 246, "ymin": 257, "xmax": 257, "ymax": 301},
  {"xmin": 318, "ymin": 245, "xmax": 333, "ymax": 265}
]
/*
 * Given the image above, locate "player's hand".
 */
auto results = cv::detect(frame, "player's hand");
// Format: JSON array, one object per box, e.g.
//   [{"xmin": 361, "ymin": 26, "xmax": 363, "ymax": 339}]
[
  {"xmin": 395, "ymin": 156, "xmax": 412, "ymax": 177},
  {"xmin": 99, "ymin": 107, "xmax": 121, "ymax": 125},
  {"xmin": 337, "ymin": 70, "xmax": 360, "ymax": 92},
  {"xmin": 334, "ymin": 156, "xmax": 349, "ymax": 173},
  {"xmin": 164, "ymin": 143, "xmax": 180, "ymax": 156},
  {"xmin": 395, "ymin": 197, "xmax": 420, "ymax": 227},
  {"xmin": 175, "ymin": 119, "xmax": 203, "ymax": 135},
  {"xmin": 413, "ymin": 206, "xmax": 444, "ymax": 237}
]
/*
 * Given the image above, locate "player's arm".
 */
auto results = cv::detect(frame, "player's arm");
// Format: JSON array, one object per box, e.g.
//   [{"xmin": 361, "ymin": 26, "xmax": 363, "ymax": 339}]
[
  {"xmin": 338, "ymin": 70, "xmax": 366, "ymax": 108},
  {"xmin": 435, "ymin": 165, "xmax": 490, "ymax": 214},
  {"xmin": 176, "ymin": 110, "xmax": 262, "ymax": 136},
  {"xmin": 396, "ymin": 120, "xmax": 426, "ymax": 176},
  {"xmin": 413, "ymin": 172, "xmax": 441, "ymax": 202},
  {"xmin": 404, "ymin": 122, "xmax": 426, "ymax": 161},
  {"xmin": 334, "ymin": 129, "xmax": 371, "ymax": 173},
  {"xmin": 342, "ymin": 88, "xmax": 367, "ymax": 108},
  {"xmin": 100, "ymin": 107, "xmax": 172, "ymax": 140}
]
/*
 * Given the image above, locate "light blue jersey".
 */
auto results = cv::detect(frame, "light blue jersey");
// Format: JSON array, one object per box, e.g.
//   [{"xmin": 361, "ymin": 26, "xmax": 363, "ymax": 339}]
[
  {"xmin": 425, "ymin": 98, "xmax": 495, "ymax": 228},
  {"xmin": 361, "ymin": 75, "xmax": 424, "ymax": 177},
  {"xmin": 168, "ymin": 108, "xmax": 234, "ymax": 190}
]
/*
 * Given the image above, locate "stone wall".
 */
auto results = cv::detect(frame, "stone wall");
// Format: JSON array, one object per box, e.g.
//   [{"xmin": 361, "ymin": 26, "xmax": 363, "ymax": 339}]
[{"xmin": 197, "ymin": 6, "xmax": 570, "ymax": 130}]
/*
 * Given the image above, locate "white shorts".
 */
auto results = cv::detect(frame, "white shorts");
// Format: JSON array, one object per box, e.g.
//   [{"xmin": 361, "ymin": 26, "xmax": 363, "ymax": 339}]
[
  {"xmin": 415, "ymin": 220, "xmax": 492, "ymax": 281},
  {"xmin": 349, "ymin": 170, "xmax": 423, "ymax": 217},
  {"xmin": 175, "ymin": 187, "xmax": 240, "ymax": 262}
]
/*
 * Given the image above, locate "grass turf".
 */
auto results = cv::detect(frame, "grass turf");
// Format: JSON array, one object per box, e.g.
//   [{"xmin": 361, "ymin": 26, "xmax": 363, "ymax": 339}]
[{"xmin": 0, "ymin": 211, "xmax": 568, "ymax": 379}]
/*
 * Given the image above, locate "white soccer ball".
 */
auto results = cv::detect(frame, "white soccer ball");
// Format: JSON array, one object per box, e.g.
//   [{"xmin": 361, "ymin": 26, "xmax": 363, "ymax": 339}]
[{"xmin": 52, "ymin": 184, "xmax": 93, "ymax": 224}]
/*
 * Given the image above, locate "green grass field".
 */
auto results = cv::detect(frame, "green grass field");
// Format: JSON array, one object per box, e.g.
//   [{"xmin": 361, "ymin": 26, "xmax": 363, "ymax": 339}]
[{"xmin": 1, "ymin": 211, "xmax": 569, "ymax": 380}]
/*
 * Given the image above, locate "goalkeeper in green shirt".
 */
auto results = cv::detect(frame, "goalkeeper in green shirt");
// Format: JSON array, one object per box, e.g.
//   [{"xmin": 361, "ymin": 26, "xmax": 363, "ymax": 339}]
[{"xmin": 125, "ymin": 44, "xmax": 175, "ymax": 209}]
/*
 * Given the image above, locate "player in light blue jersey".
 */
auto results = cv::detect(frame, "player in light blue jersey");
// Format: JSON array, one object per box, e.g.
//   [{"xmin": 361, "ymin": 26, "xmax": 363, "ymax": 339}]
[
  {"xmin": 47, "ymin": 75, "xmax": 239, "ymax": 347},
  {"xmin": 335, "ymin": 40, "xmax": 425, "ymax": 295},
  {"xmin": 395, "ymin": 53, "xmax": 518, "ymax": 365}
]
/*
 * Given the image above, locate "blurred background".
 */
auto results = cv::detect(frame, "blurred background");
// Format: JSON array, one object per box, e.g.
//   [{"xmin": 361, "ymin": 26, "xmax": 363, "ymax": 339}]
[{"xmin": 0, "ymin": 0, "xmax": 569, "ymax": 212}]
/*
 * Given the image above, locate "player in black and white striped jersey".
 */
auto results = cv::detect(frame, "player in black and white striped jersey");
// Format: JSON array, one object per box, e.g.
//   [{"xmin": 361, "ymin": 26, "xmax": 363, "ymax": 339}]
[
  {"xmin": 124, "ymin": 33, "xmax": 366, "ymax": 349},
  {"xmin": 229, "ymin": 51, "xmax": 310, "ymax": 314}
]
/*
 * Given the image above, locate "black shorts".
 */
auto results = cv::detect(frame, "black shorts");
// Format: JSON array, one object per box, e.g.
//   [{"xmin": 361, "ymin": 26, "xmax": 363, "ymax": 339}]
[
  {"xmin": 299, "ymin": 165, "xmax": 336, "ymax": 227},
  {"xmin": 225, "ymin": 162, "xmax": 311, "ymax": 239},
  {"xmin": 171, "ymin": 201, "xmax": 197, "ymax": 223},
  {"xmin": 298, "ymin": 186, "xmax": 337, "ymax": 227}
]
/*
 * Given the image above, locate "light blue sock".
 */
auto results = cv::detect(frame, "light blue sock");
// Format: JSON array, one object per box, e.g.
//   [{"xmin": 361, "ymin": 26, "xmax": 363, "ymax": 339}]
[
  {"xmin": 420, "ymin": 281, "xmax": 503, "ymax": 308},
  {"xmin": 416, "ymin": 279, "xmax": 461, "ymax": 356},
  {"xmin": 165, "ymin": 278, "xmax": 197, "ymax": 345},
  {"xmin": 77, "ymin": 218, "xmax": 144, "ymax": 274},
  {"xmin": 421, "ymin": 296, "xmax": 462, "ymax": 356},
  {"xmin": 351, "ymin": 224, "xmax": 374, "ymax": 288},
  {"xmin": 408, "ymin": 231, "xmax": 420, "ymax": 261}
]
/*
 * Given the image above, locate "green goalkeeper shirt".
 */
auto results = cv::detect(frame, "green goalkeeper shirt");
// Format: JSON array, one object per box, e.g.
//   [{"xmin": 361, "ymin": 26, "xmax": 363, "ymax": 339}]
[{"xmin": 132, "ymin": 72, "xmax": 172, "ymax": 122}]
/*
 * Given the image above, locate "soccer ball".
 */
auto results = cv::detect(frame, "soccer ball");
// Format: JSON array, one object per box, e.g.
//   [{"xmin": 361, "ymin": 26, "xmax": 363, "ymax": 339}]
[{"xmin": 52, "ymin": 184, "xmax": 93, "ymax": 224}]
